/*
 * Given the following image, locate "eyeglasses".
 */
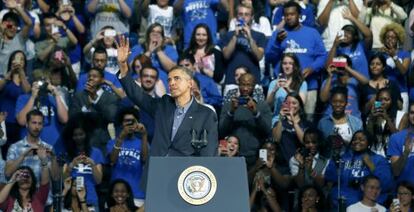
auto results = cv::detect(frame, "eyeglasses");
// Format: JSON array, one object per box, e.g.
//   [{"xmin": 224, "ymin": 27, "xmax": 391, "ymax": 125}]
[{"xmin": 142, "ymin": 74, "xmax": 157, "ymax": 79}]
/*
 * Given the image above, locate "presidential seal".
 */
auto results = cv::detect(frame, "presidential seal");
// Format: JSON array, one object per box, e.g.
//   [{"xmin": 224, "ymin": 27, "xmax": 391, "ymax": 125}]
[{"xmin": 177, "ymin": 165, "xmax": 217, "ymax": 205}]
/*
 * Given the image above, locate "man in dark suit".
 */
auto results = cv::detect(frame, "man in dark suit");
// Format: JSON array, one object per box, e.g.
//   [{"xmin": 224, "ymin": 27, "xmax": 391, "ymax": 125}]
[
  {"xmin": 69, "ymin": 67, "xmax": 118, "ymax": 154},
  {"xmin": 116, "ymin": 36, "xmax": 218, "ymax": 156}
]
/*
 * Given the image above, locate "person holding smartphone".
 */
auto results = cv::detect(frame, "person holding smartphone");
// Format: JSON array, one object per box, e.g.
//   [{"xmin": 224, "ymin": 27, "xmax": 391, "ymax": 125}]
[
  {"xmin": 220, "ymin": 73, "xmax": 272, "ymax": 167},
  {"xmin": 389, "ymin": 182, "xmax": 414, "ymax": 212},
  {"xmin": 266, "ymin": 53, "xmax": 307, "ymax": 126},
  {"xmin": 107, "ymin": 107, "xmax": 148, "ymax": 207}
]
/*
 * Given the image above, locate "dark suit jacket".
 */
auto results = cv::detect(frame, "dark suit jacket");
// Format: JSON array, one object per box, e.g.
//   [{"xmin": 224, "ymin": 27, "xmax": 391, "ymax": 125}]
[
  {"xmin": 120, "ymin": 73, "xmax": 218, "ymax": 156},
  {"xmin": 69, "ymin": 90, "xmax": 118, "ymax": 155}
]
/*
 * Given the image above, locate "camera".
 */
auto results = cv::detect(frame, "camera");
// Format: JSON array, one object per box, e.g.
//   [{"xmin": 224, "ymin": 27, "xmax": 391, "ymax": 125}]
[
  {"xmin": 374, "ymin": 101, "xmax": 382, "ymax": 110},
  {"xmin": 37, "ymin": 81, "xmax": 50, "ymax": 96},
  {"xmin": 238, "ymin": 96, "xmax": 249, "ymax": 105},
  {"xmin": 300, "ymin": 148, "xmax": 310, "ymax": 157}
]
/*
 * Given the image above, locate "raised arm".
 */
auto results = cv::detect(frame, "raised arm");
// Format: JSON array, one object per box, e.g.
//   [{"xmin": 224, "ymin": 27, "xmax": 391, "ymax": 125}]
[
  {"xmin": 8, "ymin": 1, "xmax": 33, "ymax": 40},
  {"xmin": 342, "ymin": 9, "xmax": 372, "ymax": 49}
]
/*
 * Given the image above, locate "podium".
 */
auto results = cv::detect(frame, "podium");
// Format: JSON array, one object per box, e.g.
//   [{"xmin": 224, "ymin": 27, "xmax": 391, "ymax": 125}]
[{"xmin": 145, "ymin": 157, "xmax": 250, "ymax": 212}]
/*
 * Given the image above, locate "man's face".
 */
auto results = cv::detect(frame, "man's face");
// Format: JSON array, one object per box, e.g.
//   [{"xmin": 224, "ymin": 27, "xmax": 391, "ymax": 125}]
[
  {"xmin": 26, "ymin": 115, "xmax": 43, "ymax": 138},
  {"xmin": 43, "ymin": 17, "xmax": 56, "ymax": 36},
  {"xmin": 87, "ymin": 69, "xmax": 104, "ymax": 88},
  {"xmin": 168, "ymin": 69, "xmax": 192, "ymax": 99},
  {"xmin": 284, "ymin": 7, "xmax": 300, "ymax": 28},
  {"xmin": 362, "ymin": 179, "xmax": 381, "ymax": 202},
  {"xmin": 2, "ymin": 20, "xmax": 18, "ymax": 39},
  {"xmin": 122, "ymin": 114, "xmax": 138, "ymax": 135},
  {"xmin": 92, "ymin": 53, "xmax": 107, "ymax": 70},
  {"xmin": 238, "ymin": 75, "xmax": 254, "ymax": 97},
  {"xmin": 140, "ymin": 68, "xmax": 157, "ymax": 91},
  {"xmin": 237, "ymin": 6, "xmax": 253, "ymax": 26}
]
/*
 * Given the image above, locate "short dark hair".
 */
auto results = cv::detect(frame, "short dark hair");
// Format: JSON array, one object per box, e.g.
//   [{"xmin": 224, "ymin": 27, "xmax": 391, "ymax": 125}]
[
  {"xmin": 2, "ymin": 12, "xmax": 19, "ymax": 25},
  {"xmin": 330, "ymin": 86, "xmax": 348, "ymax": 101},
  {"xmin": 93, "ymin": 47, "xmax": 108, "ymax": 58},
  {"xmin": 89, "ymin": 67, "xmax": 105, "ymax": 78},
  {"xmin": 362, "ymin": 175, "xmax": 380, "ymax": 186},
  {"xmin": 42, "ymin": 13, "xmax": 57, "ymax": 21},
  {"xmin": 283, "ymin": 1, "xmax": 302, "ymax": 14},
  {"xmin": 116, "ymin": 107, "xmax": 140, "ymax": 126},
  {"xmin": 178, "ymin": 53, "xmax": 195, "ymax": 65},
  {"xmin": 140, "ymin": 66, "xmax": 159, "ymax": 79},
  {"xmin": 26, "ymin": 110, "xmax": 44, "ymax": 123}
]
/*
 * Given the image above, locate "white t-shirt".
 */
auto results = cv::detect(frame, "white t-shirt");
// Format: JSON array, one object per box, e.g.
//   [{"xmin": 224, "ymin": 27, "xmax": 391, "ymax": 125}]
[
  {"xmin": 335, "ymin": 122, "xmax": 353, "ymax": 145},
  {"xmin": 147, "ymin": 5, "xmax": 174, "ymax": 38},
  {"xmin": 346, "ymin": 201, "xmax": 386, "ymax": 212},
  {"xmin": 317, "ymin": 0, "xmax": 364, "ymax": 50},
  {"xmin": 229, "ymin": 16, "xmax": 272, "ymax": 37}
]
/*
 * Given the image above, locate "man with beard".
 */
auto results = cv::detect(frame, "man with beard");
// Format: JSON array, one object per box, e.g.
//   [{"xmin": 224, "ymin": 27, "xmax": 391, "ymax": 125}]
[
  {"xmin": 266, "ymin": 1, "xmax": 326, "ymax": 121},
  {"xmin": 5, "ymin": 110, "xmax": 53, "ymax": 181},
  {"xmin": 139, "ymin": 66, "xmax": 160, "ymax": 98}
]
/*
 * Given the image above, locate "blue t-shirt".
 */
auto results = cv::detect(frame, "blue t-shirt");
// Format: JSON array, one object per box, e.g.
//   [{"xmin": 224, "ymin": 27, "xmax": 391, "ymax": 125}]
[
  {"xmin": 128, "ymin": 44, "xmax": 178, "ymax": 88},
  {"xmin": 321, "ymin": 77, "xmax": 361, "ymax": 118},
  {"xmin": 0, "ymin": 81, "xmax": 25, "ymax": 123},
  {"xmin": 219, "ymin": 30, "xmax": 267, "ymax": 85},
  {"xmin": 384, "ymin": 50, "xmax": 411, "ymax": 92},
  {"xmin": 265, "ymin": 26, "xmax": 327, "ymax": 90},
  {"xmin": 324, "ymin": 150, "xmax": 391, "ymax": 209},
  {"xmin": 337, "ymin": 41, "xmax": 369, "ymax": 79},
  {"xmin": 387, "ymin": 129, "xmax": 414, "ymax": 185},
  {"xmin": 272, "ymin": 4, "xmax": 316, "ymax": 28},
  {"xmin": 107, "ymin": 137, "xmax": 145, "ymax": 199},
  {"xmin": 175, "ymin": 0, "xmax": 219, "ymax": 47},
  {"xmin": 267, "ymin": 79, "xmax": 307, "ymax": 126},
  {"xmin": 194, "ymin": 72, "xmax": 222, "ymax": 106},
  {"xmin": 69, "ymin": 148, "xmax": 105, "ymax": 206},
  {"xmin": 76, "ymin": 71, "xmax": 122, "ymax": 92},
  {"xmin": 15, "ymin": 94, "xmax": 63, "ymax": 146}
]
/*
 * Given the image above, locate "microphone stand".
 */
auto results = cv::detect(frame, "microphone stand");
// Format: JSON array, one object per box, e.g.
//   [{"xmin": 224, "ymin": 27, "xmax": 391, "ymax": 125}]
[
  {"xmin": 191, "ymin": 129, "xmax": 208, "ymax": 156},
  {"xmin": 53, "ymin": 154, "xmax": 66, "ymax": 212}
]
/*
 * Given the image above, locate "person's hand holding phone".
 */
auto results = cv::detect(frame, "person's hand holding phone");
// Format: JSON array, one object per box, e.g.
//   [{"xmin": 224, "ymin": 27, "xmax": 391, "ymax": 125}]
[
  {"xmin": 276, "ymin": 29, "xmax": 287, "ymax": 42},
  {"xmin": 245, "ymin": 97, "xmax": 258, "ymax": 115},
  {"xmin": 230, "ymin": 97, "xmax": 239, "ymax": 113},
  {"xmin": 135, "ymin": 123, "xmax": 147, "ymax": 135}
]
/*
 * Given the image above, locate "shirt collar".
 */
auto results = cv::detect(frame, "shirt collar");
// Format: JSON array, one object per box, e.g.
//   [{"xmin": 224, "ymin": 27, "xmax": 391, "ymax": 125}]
[{"xmin": 175, "ymin": 97, "xmax": 194, "ymax": 114}]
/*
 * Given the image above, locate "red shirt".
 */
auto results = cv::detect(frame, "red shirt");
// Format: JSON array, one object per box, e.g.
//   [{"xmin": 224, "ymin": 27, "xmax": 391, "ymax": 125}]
[{"xmin": 0, "ymin": 184, "xmax": 49, "ymax": 212}]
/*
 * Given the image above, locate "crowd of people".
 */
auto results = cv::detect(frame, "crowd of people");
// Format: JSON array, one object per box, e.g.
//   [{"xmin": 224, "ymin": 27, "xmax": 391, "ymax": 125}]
[{"xmin": 0, "ymin": 0, "xmax": 414, "ymax": 211}]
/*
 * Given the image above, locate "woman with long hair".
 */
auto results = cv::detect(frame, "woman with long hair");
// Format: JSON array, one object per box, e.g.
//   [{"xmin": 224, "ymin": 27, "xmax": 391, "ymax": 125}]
[
  {"xmin": 267, "ymin": 53, "xmax": 307, "ymax": 126},
  {"xmin": 324, "ymin": 130, "xmax": 392, "ymax": 210},
  {"xmin": 128, "ymin": 23, "xmax": 178, "ymax": 88},
  {"xmin": 186, "ymin": 23, "xmax": 224, "ymax": 83},
  {"xmin": 0, "ymin": 166, "xmax": 49, "ymax": 212},
  {"xmin": 0, "ymin": 50, "xmax": 31, "ymax": 152},
  {"xmin": 106, "ymin": 179, "xmax": 141, "ymax": 212},
  {"xmin": 367, "ymin": 87, "xmax": 408, "ymax": 156},
  {"xmin": 360, "ymin": 53, "xmax": 402, "ymax": 114},
  {"xmin": 272, "ymin": 92, "xmax": 310, "ymax": 168},
  {"xmin": 62, "ymin": 114, "xmax": 104, "ymax": 211},
  {"xmin": 379, "ymin": 22, "xmax": 411, "ymax": 112}
]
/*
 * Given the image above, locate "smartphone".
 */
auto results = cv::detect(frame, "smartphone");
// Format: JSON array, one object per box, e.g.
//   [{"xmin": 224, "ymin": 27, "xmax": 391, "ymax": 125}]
[
  {"xmin": 51, "ymin": 24, "xmax": 59, "ymax": 34},
  {"xmin": 278, "ymin": 73, "xmax": 287, "ymax": 82},
  {"xmin": 374, "ymin": 101, "xmax": 382, "ymax": 109},
  {"xmin": 259, "ymin": 149, "xmax": 267, "ymax": 162},
  {"xmin": 393, "ymin": 198, "xmax": 400, "ymax": 210},
  {"xmin": 238, "ymin": 96, "xmax": 249, "ymax": 105},
  {"xmin": 237, "ymin": 18, "xmax": 245, "ymax": 27},
  {"xmin": 332, "ymin": 57, "xmax": 347, "ymax": 68},
  {"xmin": 337, "ymin": 30, "xmax": 345, "ymax": 39},
  {"xmin": 126, "ymin": 120, "xmax": 134, "ymax": 126},
  {"xmin": 76, "ymin": 176, "xmax": 84, "ymax": 191},
  {"xmin": 219, "ymin": 139, "xmax": 227, "ymax": 149},
  {"xmin": 104, "ymin": 29, "xmax": 116, "ymax": 37}
]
